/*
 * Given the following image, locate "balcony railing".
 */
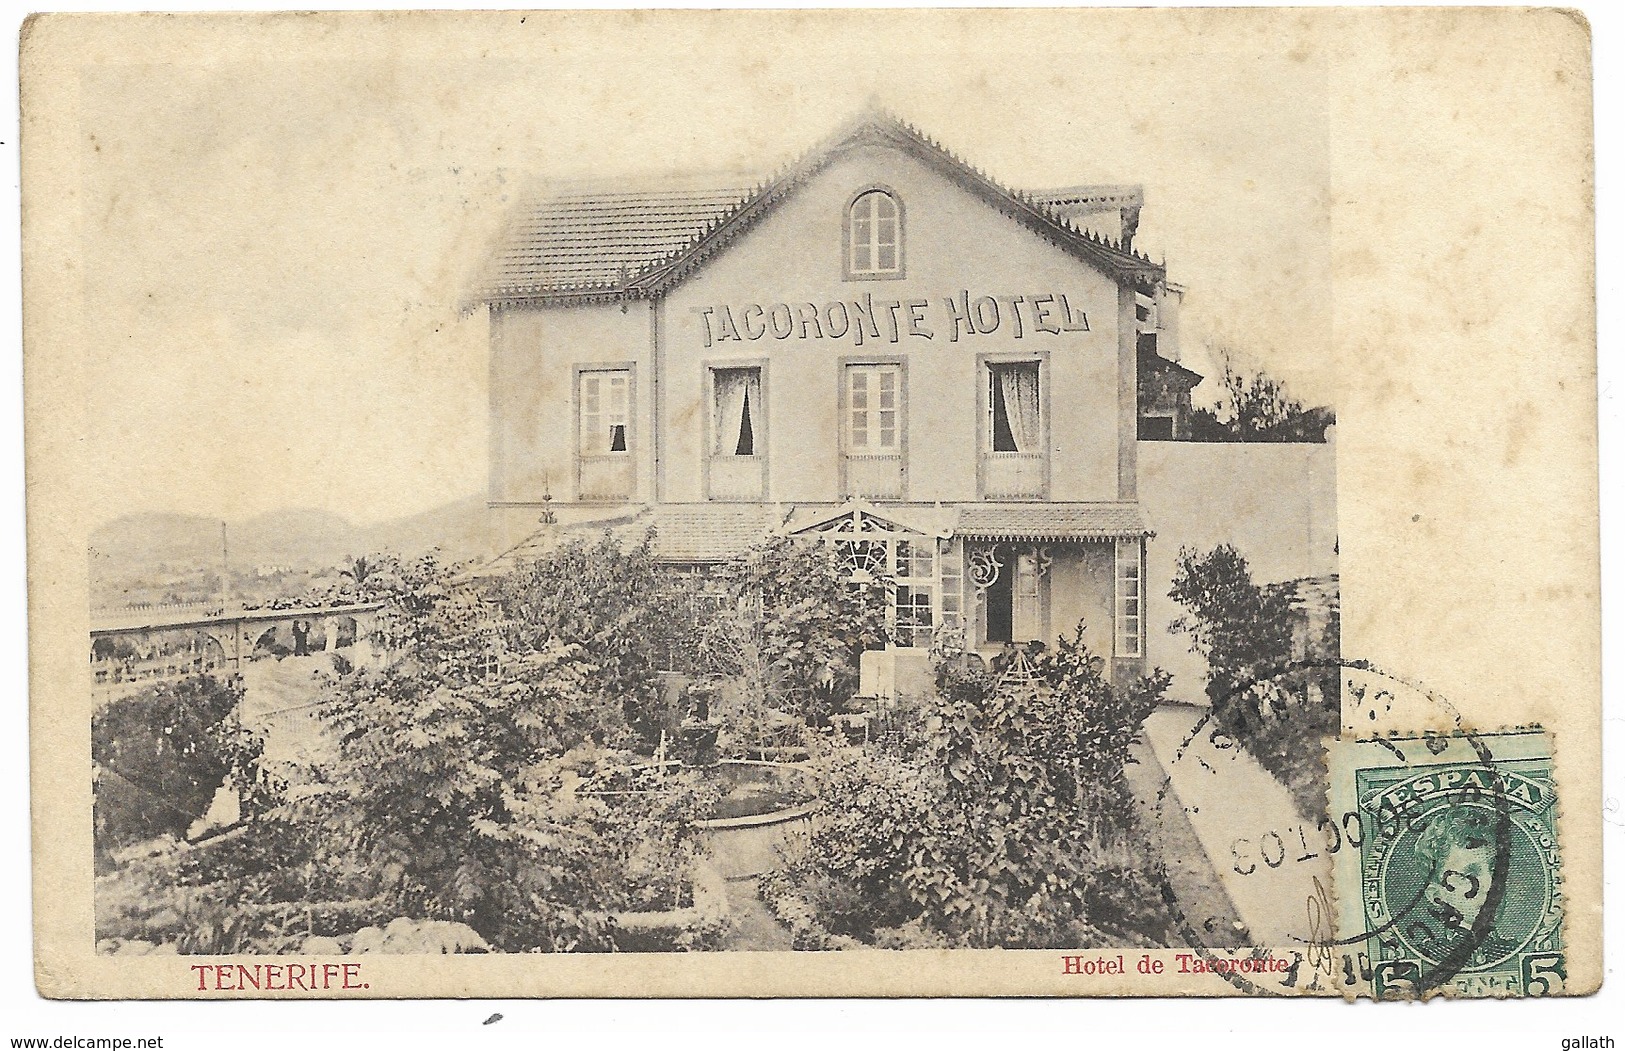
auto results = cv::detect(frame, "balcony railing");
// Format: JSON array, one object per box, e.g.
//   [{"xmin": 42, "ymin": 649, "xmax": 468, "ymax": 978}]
[
  {"xmin": 578, "ymin": 455, "xmax": 633, "ymax": 502},
  {"xmin": 980, "ymin": 452, "xmax": 1046, "ymax": 498},
  {"xmin": 844, "ymin": 454, "xmax": 904, "ymax": 500},
  {"xmin": 707, "ymin": 456, "xmax": 764, "ymax": 501}
]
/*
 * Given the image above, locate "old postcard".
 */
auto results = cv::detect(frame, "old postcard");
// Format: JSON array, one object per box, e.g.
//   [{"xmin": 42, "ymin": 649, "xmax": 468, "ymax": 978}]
[{"xmin": 21, "ymin": 8, "xmax": 1599, "ymax": 998}]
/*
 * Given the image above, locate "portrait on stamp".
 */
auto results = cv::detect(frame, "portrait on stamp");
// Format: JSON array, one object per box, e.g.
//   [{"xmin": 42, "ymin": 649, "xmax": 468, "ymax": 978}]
[{"xmin": 1333, "ymin": 730, "xmax": 1565, "ymax": 999}]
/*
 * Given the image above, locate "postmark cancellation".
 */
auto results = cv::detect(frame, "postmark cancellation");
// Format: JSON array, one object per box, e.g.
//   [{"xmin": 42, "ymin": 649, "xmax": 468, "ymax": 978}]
[{"xmin": 1327, "ymin": 729, "xmax": 1563, "ymax": 1000}]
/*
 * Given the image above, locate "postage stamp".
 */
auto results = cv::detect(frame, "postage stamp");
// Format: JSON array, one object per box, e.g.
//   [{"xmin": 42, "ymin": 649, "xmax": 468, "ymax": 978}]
[{"xmin": 1327, "ymin": 729, "xmax": 1563, "ymax": 1000}]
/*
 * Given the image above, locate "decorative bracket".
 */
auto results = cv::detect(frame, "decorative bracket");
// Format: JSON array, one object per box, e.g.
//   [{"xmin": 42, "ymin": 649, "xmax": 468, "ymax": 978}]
[{"xmin": 967, "ymin": 543, "xmax": 1004, "ymax": 592}]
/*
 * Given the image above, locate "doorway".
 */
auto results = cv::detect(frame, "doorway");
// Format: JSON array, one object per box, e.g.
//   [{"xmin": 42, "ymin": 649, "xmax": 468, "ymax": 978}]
[{"xmin": 985, "ymin": 563, "xmax": 1013, "ymax": 643}]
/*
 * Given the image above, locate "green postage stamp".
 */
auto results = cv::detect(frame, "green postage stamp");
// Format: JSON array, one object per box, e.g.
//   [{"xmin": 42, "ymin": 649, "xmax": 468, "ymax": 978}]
[{"xmin": 1327, "ymin": 729, "xmax": 1563, "ymax": 999}]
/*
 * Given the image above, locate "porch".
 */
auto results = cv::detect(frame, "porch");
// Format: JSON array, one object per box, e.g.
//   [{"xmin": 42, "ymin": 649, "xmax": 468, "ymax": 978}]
[{"xmin": 785, "ymin": 500, "xmax": 1150, "ymax": 687}]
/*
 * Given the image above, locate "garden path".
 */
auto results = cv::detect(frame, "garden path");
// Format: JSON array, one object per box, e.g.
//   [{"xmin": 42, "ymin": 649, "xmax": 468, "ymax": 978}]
[
  {"xmin": 1140, "ymin": 705, "xmax": 1327, "ymax": 948},
  {"xmin": 240, "ymin": 653, "xmax": 340, "ymax": 768},
  {"xmin": 718, "ymin": 878, "xmax": 795, "ymax": 951},
  {"xmin": 1124, "ymin": 737, "xmax": 1250, "ymax": 947}
]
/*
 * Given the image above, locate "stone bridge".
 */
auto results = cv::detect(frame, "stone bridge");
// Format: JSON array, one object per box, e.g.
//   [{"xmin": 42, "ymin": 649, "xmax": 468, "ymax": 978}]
[{"xmin": 90, "ymin": 601, "xmax": 386, "ymax": 697}]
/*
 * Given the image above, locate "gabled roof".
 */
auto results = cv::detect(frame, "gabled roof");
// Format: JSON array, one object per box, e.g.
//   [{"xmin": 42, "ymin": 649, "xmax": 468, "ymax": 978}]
[
  {"xmin": 782, "ymin": 499, "xmax": 955, "ymax": 540},
  {"xmin": 472, "ymin": 109, "xmax": 1166, "ymax": 308}
]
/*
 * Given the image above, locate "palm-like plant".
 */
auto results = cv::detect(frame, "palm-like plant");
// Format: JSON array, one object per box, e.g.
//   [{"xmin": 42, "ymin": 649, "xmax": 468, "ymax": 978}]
[{"xmin": 340, "ymin": 555, "xmax": 375, "ymax": 589}]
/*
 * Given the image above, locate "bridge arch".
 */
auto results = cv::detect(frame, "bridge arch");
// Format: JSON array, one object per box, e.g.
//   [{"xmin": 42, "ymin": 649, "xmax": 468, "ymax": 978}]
[{"xmin": 90, "ymin": 627, "xmax": 229, "ymax": 698}]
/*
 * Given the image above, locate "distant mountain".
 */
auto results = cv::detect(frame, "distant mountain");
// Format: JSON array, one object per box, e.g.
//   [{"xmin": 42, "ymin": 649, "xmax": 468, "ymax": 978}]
[
  {"xmin": 365, "ymin": 494, "xmax": 490, "ymax": 565},
  {"xmin": 233, "ymin": 509, "xmax": 366, "ymax": 569},
  {"xmin": 90, "ymin": 496, "xmax": 492, "ymax": 581},
  {"xmin": 89, "ymin": 512, "xmax": 227, "ymax": 568}
]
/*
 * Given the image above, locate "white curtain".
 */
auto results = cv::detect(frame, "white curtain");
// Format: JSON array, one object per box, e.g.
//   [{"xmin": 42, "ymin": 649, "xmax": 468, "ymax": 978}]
[
  {"xmin": 713, "ymin": 369, "xmax": 758, "ymax": 456},
  {"xmin": 998, "ymin": 364, "xmax": 1041, "ymax": 452}
]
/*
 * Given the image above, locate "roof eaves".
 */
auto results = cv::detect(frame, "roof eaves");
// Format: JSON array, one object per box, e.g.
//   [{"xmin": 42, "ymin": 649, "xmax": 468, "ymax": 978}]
[
  {"xmin": 474, "ymin": 108, "xmax": 1169, "ymax": 308},
  {"xmin": 632, "ymin": 113, "xmax": 1167, "ymax": 298},
  {"xmin": 869, "ymin": 118, "xmax": 1166, "ymax": 287}
]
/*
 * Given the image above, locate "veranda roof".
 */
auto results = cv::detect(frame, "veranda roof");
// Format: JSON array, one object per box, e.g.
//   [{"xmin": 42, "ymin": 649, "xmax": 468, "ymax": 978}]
[
  {"xmin": 479, "ymin": 499, "xmax": 1150, "ymax": 577},
  {"xmin": 954, "ymin": 503, "xmax": 1150, "ymax": 542}
]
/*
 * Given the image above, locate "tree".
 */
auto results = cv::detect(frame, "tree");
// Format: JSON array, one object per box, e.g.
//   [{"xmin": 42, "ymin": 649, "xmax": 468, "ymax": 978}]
[
  {"xmin": 1168, "ymin": 543, "xmax": 1296, "ymax": 715},
  {"xmin": 340, "ymin": 555, "xmax": 376, "ymax": 588},
  {"xmin": 1189, "ymin": 346, "xmax": 1334, "ymax": 442},
  {"xmin": 97, "ymin": 545, "xmax": 725, "ymax": 953},
  {"xmin": 92, "ymin": 674, "xmax": 272, "ymax": 871},
  {"xmin": 491, "ymin": 531, "xmax": 706, "ymax": 740},
  {"xmin": 698, "ymin": 537, "xmax": 890, "ymax": 721},
  {"xmin": 1168, "ymin": 543, "xmax": 1337, "ymax": 820}
]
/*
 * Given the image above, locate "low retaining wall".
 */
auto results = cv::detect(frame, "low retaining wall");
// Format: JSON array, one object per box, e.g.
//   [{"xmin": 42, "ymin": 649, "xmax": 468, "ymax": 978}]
[{"xmin": 700, "ymin": 802, "xmax": 817, "ymax": 880}]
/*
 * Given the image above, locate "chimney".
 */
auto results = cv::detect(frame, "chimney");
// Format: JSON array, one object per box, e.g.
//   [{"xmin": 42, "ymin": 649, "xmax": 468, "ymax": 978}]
[{"xmin": 1121, "ymin": 205, "xmax": 1141, "ymax": 252}]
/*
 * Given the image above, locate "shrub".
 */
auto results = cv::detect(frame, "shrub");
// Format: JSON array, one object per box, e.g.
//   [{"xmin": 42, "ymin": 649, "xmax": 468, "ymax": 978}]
[
  {"xmin": 491, "ymin": 533, "xmax": 707, "ymax": 742},
  {"xmin": 697, "ymin": 537, "xmax": 888, "ymax": 722},
  {"xmin": 1168, "ymin": 543, "xmax": 1338, "ymax": 819},
  {"xmin": 1168, "ymin": 544, "xmax": 1296, "ymax": 713},
  {"xmin": 97, "ymin": 549, "xmax": 725, "ymax": 953},
  {"xmin": 92, "ymin": 674, "xmax": 272, "ymax": 872},
  {"xmin": 767, "ymin": 621, "xmax": 1174, "ymax": 948}
]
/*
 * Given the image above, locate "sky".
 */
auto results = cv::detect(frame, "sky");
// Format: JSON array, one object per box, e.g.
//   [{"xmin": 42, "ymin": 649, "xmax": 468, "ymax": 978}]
[{"xmin": 74, "ymin": 13, "xmax": 1330, "ymax": 527}]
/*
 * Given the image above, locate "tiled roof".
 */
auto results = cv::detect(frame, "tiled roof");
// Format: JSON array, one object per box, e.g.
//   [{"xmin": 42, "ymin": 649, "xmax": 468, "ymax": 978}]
[
  {"xmin": 481, "ymin": 184, "xmax": 758, "ymax": 300},
  {"xmin": 1139, "ymin": 349, "xmax": 1205, "ymax": 390},
  {"xmin": 473, "ymin": 506, "xmax": 651, "ymax": 575},
  {"xmin": 486, "ymin": 503, "xmax": 790, "ymax": 567},
  {"xmin": 471, "ymin": 109, "xmax": 1166, "ymax": 306},
  {"xmin": 647, "ymin": 504, "xmax": 789, "ymax": 562},
  {"xmin": 954, "ymin": 503, "xmax": 1149, "ymax": 541}
]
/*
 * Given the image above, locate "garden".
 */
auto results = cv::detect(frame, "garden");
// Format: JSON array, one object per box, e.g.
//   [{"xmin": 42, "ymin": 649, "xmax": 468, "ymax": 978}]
[{"xmin": 94, "ymin": 532, "xmax": 1194, "ymax": 954}]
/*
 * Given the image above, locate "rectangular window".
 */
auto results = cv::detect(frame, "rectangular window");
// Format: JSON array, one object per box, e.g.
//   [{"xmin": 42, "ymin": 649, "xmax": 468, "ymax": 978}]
[
  {"xmin": 892, "ymin": 539, "xmax": 936, "ymax": 648},
  {"xmin": 1138, "ymin": 415, "xmax": 1175, "ymax": 441},
  {"xmin": 987, "ymin": 361, "xmax": 1041, "ymax": 453},
  {"xmin": 1136, "ymin": 292, "xmax": 1158, "ymax": 328},
  {"xmin": 712, "ymin": 367, "xmax": 762, "ymax": 457},
  {"xmin": 846, "ymin": 364, "xmax": 901, "ymax": 454},
  {"xmin": 1116, "ymin": 540, "xmax": 1143, "ymax": 658},
  {"xmin": 939, "ymin": 538, "xmax": 963, "ymax": 628},
  {"xmin": 579, "ymin": 369, "xmax": 630, "ymax": 455}
]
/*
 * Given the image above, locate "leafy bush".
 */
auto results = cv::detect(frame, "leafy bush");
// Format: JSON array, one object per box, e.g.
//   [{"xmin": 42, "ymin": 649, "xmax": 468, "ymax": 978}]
[
  {"xmin": 1169, "ymin": 543, "xmax": 1338, "ymax": 819},
  {"xmin": 492, "ymin": 534, "xmax": 708, "ymax": 742},
  {"xmin": 764, "ymin": 622, "xmax": 1174, "ymax": 949},
  {"xmin": 97, "ymin": 548, "xmax": 724, "ymax": 953},
  {"xmin": 92, "ymin": 674, "xmax": 272, "ymax": 872},
  {"xmin": 1169, "ymin": 544, "xmax": 1296, "ymax": 712},
  {"xmin": 696, "ymin": 537, "xmax": 889, "ymax": 723},
  {"xmin": 95, "ymin": 534, "xmax": 894, "ymax": 953}
]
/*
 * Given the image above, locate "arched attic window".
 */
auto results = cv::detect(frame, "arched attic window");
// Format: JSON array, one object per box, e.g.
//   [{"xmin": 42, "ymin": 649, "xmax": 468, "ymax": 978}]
[{"xmin": 846, "ymin": 188, "xmax": 903, "ymax": 279}]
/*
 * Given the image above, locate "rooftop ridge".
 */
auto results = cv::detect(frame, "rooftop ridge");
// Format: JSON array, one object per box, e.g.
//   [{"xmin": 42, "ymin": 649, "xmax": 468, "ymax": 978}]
[{"xmin": 471, "ymin": 107, "xmax": 1167, "ymax": 307}]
